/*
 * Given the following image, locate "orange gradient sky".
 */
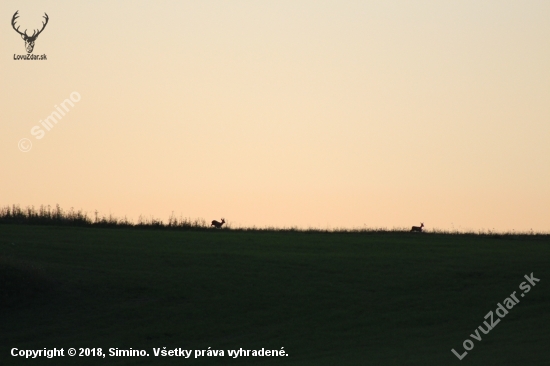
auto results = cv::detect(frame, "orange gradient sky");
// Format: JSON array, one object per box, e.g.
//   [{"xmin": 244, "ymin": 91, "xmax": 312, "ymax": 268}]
[{"xmin": 1, "ymin": 1, "xmax": 549, "ymax": 231}]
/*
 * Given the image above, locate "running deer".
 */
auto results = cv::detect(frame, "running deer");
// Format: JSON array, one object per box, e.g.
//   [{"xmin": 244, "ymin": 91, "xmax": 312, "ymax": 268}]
[
  {"xmin": 211, "ymin": 218, "xmax": 225, "ymax": 229},
  {"xmin": 410, "ymin": 223, "xmax": 424, "ymax": 232}
]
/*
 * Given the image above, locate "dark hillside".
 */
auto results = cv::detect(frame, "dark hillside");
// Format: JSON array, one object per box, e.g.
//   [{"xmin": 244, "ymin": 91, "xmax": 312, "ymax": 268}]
[{"xmin": 1, "ymin": 225, "xmax": 548, "ymax": 365}]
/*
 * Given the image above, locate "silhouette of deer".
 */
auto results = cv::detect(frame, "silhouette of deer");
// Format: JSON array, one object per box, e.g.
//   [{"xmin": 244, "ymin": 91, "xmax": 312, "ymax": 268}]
[
  {"xmin": 211, "ymin": 218, "xmax": 225, "ymax": 229},
  {"xmin": 410, "ymin": 223, "xmax": 424, "ymax": 232},
  {"xmin": 12, "ymin": 11, "xmax": 49, "ymax": 53}
]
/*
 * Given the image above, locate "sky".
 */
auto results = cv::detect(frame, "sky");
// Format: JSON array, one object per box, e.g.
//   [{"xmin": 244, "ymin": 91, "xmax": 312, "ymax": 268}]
[{"xmin": 1, "ymin": 1, "xmax": 549, "ymax": 231}]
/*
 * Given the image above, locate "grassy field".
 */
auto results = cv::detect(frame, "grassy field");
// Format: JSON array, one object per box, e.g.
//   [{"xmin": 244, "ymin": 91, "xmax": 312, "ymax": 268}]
[{"xmin": 1, "ymin": 224, "xmax": 549, "ymax": 365}]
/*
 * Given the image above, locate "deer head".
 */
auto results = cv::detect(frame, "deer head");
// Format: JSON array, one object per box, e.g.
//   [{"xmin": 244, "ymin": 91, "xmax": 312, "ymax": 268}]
[{"xmin": 12, "ymin": 11, "xmax": 49, "ymax": 54}]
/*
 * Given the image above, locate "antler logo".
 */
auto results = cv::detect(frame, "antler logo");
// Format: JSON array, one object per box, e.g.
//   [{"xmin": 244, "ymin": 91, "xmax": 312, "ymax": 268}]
[{"xmin": 11, "ymin": 11, "xmax": 49, "ymax": 54}]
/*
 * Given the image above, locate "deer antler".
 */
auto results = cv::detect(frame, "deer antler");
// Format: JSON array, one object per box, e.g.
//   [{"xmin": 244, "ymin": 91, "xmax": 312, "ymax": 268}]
[
  {"xmin": 31, "ymin": 13, "xmax": 49, "ymax": 39},
  {"xmin": 11, "ymin": 11, "xmax": 49, "ymax": 40},
  {"xmin": 11, "ymin": 11, "xmax": 27, "ymax": 37}
]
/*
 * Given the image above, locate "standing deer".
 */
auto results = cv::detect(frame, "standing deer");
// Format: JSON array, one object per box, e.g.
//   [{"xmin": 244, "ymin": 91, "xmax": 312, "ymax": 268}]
[
  {"xmin": 410, "ymin": 223, "xmax": 424, "ymax": 232},
  {"xmin": 211, "ymin": 218, "xmax": 225, "ymax": 229},
  {"xmin": 12, "ymin": 11, "xmax": 49, "ymax": 53}
]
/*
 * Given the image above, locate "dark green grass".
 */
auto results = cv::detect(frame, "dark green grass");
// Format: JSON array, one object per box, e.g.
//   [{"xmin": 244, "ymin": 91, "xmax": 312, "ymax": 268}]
[{"xmin": 1, "ymin": 224, "xmax": 549, "ymax": 365}]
